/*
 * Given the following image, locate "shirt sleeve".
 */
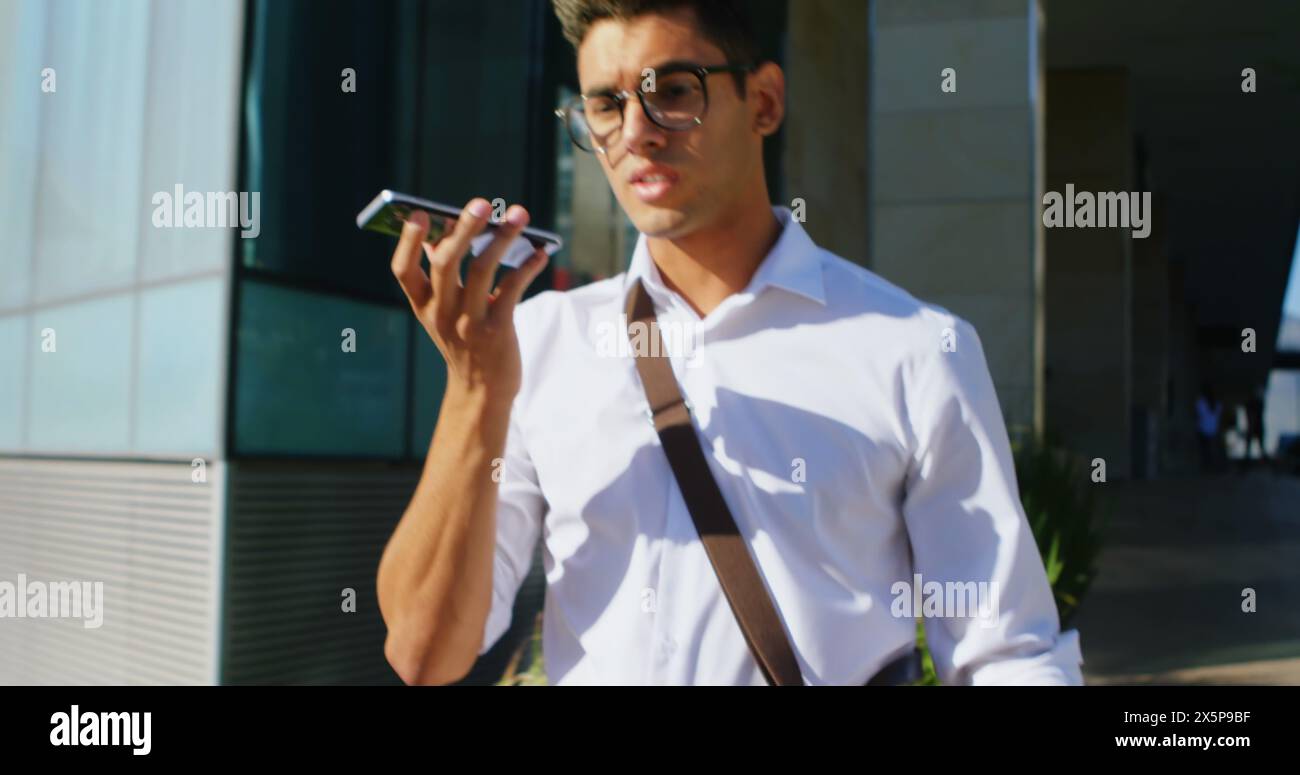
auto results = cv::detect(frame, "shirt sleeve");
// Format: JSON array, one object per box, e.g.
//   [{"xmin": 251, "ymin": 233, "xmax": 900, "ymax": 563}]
[
  {"xmin": 476, "ymin": 401, "xmax": 547, "ymax": 656},
  {"xmin": 900, "ymin": 314, "xmax": 1084, "ymax": 685}
]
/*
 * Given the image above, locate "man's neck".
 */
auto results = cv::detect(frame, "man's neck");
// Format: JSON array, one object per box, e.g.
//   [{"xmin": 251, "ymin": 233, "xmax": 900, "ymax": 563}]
[{"xmin": 645, "ymin": 199, "xmax": 783, "ymax": 318}]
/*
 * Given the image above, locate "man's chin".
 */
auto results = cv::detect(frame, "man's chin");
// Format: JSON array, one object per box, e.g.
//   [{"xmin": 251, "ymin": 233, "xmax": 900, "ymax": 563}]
[{"xmin": 627, "ymin": 206, "xmax": 692, "ymax": 239}]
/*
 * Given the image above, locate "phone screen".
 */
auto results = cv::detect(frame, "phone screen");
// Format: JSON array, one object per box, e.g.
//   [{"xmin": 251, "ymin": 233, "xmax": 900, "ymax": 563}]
[{"xmin": 357, "ymin": 199, "xmax": 460, "ymax": 244}]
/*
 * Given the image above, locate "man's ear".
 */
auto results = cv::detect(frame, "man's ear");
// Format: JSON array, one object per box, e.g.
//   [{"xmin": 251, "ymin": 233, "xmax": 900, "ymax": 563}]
[{"xmin": 750, "ymin": 62, "xmax": 785, "ymax": 137}]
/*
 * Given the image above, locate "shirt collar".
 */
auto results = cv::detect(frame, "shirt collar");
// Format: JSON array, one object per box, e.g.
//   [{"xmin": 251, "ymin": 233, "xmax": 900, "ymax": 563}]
[{"xmin": 620, "ymin": 205, "xmax": 827, "ymax": 308}]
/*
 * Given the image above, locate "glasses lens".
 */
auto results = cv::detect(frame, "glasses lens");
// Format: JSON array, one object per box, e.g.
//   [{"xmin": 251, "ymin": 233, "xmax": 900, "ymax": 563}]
[
  {"xmin": 565, "ymin": 100, "xmax": 596, "ymax": 152},
  {"xmin": 582, "ymin": 95, "xmax": 622, "ymax": 139},
  {"xmin": 644, "ymin": 71, "xmax": 705, "ymax": 129}
]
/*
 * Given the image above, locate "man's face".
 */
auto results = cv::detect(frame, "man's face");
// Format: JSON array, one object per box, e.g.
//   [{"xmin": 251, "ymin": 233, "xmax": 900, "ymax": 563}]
[{"xmin": 576, "ymin": 9, "xmax": 761, "ymax": 239}]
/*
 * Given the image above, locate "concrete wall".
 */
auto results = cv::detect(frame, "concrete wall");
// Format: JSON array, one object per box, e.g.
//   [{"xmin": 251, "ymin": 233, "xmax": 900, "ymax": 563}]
[{"xmin": 868, "ymin": 0, "xmax": 1046, "ymax": 441}]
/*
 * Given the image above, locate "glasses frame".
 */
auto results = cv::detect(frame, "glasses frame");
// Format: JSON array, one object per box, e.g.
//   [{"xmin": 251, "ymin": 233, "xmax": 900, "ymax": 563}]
[{"xmin": 554, "ymin": 62, "xmax": 756, "ymax": 154}]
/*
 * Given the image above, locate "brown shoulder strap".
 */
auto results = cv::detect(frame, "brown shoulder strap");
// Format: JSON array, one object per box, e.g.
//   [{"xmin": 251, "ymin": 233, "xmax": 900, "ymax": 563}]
[{"xmin": 624, "ymin": 279, "xmax": 804, "ymax": 686}]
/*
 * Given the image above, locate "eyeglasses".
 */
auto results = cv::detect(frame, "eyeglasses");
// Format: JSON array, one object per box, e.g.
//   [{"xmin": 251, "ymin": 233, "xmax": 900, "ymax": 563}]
[{"xmin": 555, "ymin": 63, "xmax": 755, "ymax": 154}]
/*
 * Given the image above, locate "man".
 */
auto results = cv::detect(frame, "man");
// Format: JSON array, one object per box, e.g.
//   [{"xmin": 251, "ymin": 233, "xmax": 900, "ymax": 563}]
[
  {"xmin": 1245, "ymin": 387, "xmax": 1267, "ymax": 464},
  {"xmin": 377, "ymin": 0, "xmax": 1083, "ymax": 685}
]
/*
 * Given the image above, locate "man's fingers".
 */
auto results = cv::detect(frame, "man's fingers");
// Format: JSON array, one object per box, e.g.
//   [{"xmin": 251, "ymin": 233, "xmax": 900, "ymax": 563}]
[
  {"xmin": 464, "ymin": 205, "xmax": 530, "ymax": 321},
  {"xmin": 430, "ymin": 198, "xmax": 493, "ymax": 325},
  {"xmin": 394, "ymin": 198, "xmax": 545, "ymax": 338},
  {"xmin": 391, "ymin": 210, "xmax": 432, "ymax": 308},
  {"xmin": 489, "ymin": 247, "xmax": 549, "ymax": 326}
]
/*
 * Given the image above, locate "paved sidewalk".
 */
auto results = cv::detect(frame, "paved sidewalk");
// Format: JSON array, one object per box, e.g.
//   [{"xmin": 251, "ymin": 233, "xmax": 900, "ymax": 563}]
[
  {"xmin": 1073, "ymin": 470, "xmax": 1300, "ymax": 685},
  {"xmin": 1087, "ymin": 656, "xmax": 1300, "ymax": 685}
]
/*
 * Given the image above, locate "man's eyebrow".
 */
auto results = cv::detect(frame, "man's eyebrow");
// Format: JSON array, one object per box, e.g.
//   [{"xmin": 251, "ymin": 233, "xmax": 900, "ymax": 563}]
[
  {"xmin": 646, "ymin": 59, "xmax": 704, "ymax": 74},
  {"xmin": 582, "ymin": 59, "xmax": 703, "ymax": 95}
]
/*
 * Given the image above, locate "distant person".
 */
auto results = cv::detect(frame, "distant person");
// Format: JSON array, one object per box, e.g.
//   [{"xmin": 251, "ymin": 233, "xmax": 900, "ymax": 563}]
[
  {"xmin": 1195, "ymin": 384, "xmax": 1223, "ymax": 472},
  {"xmin": 1245, "ymin": 387, "xmax": 1267, "ymax": 462}
]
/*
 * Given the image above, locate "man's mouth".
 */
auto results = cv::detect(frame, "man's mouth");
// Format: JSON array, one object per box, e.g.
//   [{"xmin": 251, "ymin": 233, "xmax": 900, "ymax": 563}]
[{"xmin": 629, "ymin": 166, "xmax": 679, "ymax": 203}]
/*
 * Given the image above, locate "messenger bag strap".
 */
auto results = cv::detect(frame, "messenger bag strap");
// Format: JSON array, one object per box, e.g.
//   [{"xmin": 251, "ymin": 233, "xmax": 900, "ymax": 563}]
[{"xmin": 624, "ymin": 278, "xmax": 804, "ymax": 686}]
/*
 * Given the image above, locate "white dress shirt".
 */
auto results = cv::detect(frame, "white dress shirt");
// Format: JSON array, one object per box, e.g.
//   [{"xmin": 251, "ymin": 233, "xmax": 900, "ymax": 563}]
[{"xmin": 478, "ymin": 205, "xmax": 1084, "ymax": 685}]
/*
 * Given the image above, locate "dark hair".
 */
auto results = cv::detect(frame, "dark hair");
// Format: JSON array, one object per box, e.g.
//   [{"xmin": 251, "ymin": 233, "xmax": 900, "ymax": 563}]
[{"xmin": 552, "ymin": 0, "xmax": 758, "ymax": 93}]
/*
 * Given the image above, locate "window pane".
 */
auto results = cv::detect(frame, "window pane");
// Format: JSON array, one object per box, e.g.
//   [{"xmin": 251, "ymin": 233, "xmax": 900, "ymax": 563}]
[
  {"xmin": 239, "ymin": 0, "xmax": 415, "ymax": 303},
  {"xmin": 0, "ymin": 0, "xmax": 43, "ymax": 312},
  {"xmin": 0, "ymin": 314, "xmax": 26, "ymax": 449},
  {"xmin": 240, "ymin": 0, "xmax": 560, "ymax": 303},
  {"xmin": 135, "ymin": 278, "xmax": 224, "ymax": 456},
  {"xmin": 31, "ymin": 0, "xmax": 150, "ymax": 304},
  {"xmin": 28, "ymin": 295, "xmax": 133, "ymax": 453},
  {"xmin": 410, "ymin": 320, "xmax": 448, "ymax": 453},
  {"xmin": 137, "ymin": 0, "xmax": 244, "ymax": 282},
  {"xmin": 234, "ymin": 281, "xmax": 408, "ymax": 457}
]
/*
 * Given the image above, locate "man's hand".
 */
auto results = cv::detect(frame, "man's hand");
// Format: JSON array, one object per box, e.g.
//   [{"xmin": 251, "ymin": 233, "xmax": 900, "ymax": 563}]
[{"xmin": 390, "ymin": 197, "xmax": 549, "ymax": 407}]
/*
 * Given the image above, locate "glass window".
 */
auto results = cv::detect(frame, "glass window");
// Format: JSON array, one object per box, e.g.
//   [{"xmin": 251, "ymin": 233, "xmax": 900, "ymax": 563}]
[
  {"xmin": 135, "ymin": 278, "xmax": 225, "ymax": 456},
  {"xmin": 240, "ymin": 0, "xmax": 563, "ymax": 299},
  {"xmin": 28, "ymin": 295, "xmax": 134, "ymax": 453},
  {"xmin": 0, "ymin": 0, "xmax": 42, "ymax": 312},
  {"xmin": 136, "ymin": 0, "xmax": 244, "ymax": 283},
  {"xmin": 233, "ymin": 0, "xmax": 562, "ymax": 460},
  {"xmin": 0, "ymin": 314, "xmax": 26, "ymax": 449},
  {"xmin": 234, "ymin": 281, "xmax": 409, "ymax": 458},
  {"xmin": 242, "ymin": 0, "xmax": 445, "ymax": 302},
  {"xmin": 31, "ymin": 0, "xmax": 150, "ymax": 305},
  {"xmin": 410, "ymin": 320, "xmax": 448, "ymax": 454}
]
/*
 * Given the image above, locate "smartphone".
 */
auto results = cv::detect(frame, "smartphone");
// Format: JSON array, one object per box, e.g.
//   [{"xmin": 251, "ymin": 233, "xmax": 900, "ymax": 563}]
[{"xmin": 356, "ymin": 189, "xmax": 563, "ymax": 269}]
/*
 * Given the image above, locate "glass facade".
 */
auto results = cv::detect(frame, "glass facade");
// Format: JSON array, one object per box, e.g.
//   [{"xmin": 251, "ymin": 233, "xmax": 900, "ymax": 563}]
[
  {"xmin": 0, "ymin": 0, "xmax": 789, "ymax": 686},
  {"xmin": 0, "ymin": 0, "xmax": 245, "ymax": 686},
  {"xmin": 0, "ymin": 0, "xmax": 242, "ymax": 459},
  {"xmin": 234, "ymin": 281, "xmax": 409, "ymax": 457},
  {"xmin": 230, "ymin": 0, "xmax": 567, "ymax": 460}
]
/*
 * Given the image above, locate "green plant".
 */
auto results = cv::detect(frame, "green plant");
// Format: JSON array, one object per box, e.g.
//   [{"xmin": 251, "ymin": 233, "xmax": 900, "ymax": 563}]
[
  {"xmin": 496, "ymin": 613, "xmax": 548, "ymax": 686},
  {"xmin": 1014, "ymin": 439, "xmax": 1108, "ymax": 628}
]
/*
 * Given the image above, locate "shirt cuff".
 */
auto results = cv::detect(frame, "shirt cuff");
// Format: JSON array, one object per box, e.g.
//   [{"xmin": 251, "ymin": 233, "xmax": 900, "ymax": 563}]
[{"xmin": 968, "ymin": 628, "xmax": 1085, "ymax": 685}]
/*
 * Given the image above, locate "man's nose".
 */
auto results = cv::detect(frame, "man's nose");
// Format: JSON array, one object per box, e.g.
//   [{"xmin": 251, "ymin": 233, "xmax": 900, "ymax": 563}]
[{"xmin": 619, "ymin": 94, "xmax": 667, "ymax": 155}]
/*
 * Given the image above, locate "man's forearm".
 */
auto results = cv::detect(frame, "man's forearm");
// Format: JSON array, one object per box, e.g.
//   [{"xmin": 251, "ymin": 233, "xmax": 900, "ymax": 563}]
[{"xmin": 377, "ymin": 383, "xmax": 513, "ymax": 685}]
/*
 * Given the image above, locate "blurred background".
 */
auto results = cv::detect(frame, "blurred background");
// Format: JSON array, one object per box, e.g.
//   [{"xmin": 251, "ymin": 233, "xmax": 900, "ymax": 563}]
[{"xmin": 0, "ymin": 0, "xmax": 1297, "ymax": 685}]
